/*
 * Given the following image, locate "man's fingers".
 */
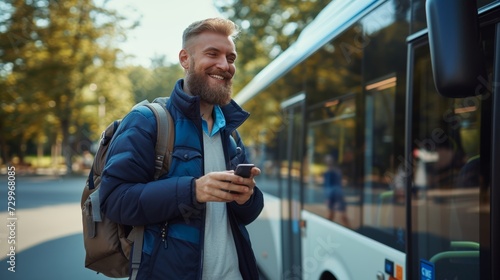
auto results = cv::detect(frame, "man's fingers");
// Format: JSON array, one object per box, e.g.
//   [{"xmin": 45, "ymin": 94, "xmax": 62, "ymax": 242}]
[{"xmin": 195, "ymin": 171, "xmax": 257, "ymax": 203}]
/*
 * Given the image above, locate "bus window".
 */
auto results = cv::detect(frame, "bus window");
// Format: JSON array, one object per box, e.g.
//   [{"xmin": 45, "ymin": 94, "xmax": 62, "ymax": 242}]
[
  {"xmin": 305, "ymin": 98, "xmax": 356, "ymax": 228},
  {"xmin": 409, "ymin": 23, "xmax": 494, "ymax": 279},
  {"xmin": 302, "ymin": 0, "xmax": 409, "ymax": 253},
  {"xmin": 362, "ymin": 75, "xmax": 404, "ymax": 237}
]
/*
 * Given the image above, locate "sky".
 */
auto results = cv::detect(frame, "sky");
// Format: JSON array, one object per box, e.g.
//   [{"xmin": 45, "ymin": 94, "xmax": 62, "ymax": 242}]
[{"xmin": 107, "ymin": 0, "xmax": 222, "ymax": 67}]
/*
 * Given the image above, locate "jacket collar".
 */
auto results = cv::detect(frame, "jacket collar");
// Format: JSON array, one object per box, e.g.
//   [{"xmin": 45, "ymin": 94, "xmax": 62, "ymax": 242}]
[{"xmin": 169, "ymin": 79, "xmax": 250, "ymax": 131}]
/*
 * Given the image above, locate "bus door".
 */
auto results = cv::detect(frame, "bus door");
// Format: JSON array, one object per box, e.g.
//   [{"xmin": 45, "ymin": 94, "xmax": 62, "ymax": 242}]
[
  {"xmin": 406, "ymin": 12, "xmax": 498, "ymax": 280},
  {"xmin": 278, "ymin": 93, "xmax": 305, "ymax": 278}
]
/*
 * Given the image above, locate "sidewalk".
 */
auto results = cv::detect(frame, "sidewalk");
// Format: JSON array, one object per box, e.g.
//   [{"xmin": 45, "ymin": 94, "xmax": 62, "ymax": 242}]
[
  {"xmin": 0, "ymin": 203, "xmax": 83, "ymax": 256},
  {"xmin": 1, "ymin": 165, "xmax": 90, "ymax": 177}
]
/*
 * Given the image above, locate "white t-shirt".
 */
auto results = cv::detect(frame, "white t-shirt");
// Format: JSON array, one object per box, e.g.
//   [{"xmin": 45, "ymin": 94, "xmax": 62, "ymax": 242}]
[{"xmin": 202, "ymin": 132, "xmax": 242, "ymax": 280}]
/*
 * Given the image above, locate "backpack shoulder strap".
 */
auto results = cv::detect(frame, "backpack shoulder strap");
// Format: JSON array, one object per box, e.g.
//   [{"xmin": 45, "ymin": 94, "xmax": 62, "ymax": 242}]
[
  {"xmin": 129, "ymin": 101, "xmax": 173, "ymax": 280},
  {"xmin": 129, "ymin": 225, "xmax": 144, "ymax": 280},
  {"xmin": 144, "ymin": 102, "xmax": 174, "ymax": 180}
]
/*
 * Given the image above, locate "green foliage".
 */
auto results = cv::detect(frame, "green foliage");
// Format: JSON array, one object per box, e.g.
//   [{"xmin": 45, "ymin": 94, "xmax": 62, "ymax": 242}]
[
  {"xmin": 0, "ymin": 0, "xmax": 135, "ymax": 169},
  {"xmin": 127, "ymin": 55, "xmax": 184, "ymax": 103},
  {"xmin": 214, "ymin": 0, "xmax": 331, "ymax": 146},
  {"xmin": 0, "ymin": 0, "xmax": 337, "ymax": 170}
]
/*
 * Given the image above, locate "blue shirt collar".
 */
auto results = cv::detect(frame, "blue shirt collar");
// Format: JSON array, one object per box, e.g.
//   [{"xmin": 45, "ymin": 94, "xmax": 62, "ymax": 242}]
[{"xmin": 202, "ymin": 105, "xmax": 226, "ymax": 137}]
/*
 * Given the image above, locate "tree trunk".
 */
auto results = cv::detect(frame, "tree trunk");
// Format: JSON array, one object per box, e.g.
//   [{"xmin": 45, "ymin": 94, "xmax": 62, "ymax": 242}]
[
  {"xmin": 0, "ymin": 135, "xmax": 9, "ymax": 165},
  {"xmin": 61, "ymin": 119, "xmax": 73, "ymax": 175}
]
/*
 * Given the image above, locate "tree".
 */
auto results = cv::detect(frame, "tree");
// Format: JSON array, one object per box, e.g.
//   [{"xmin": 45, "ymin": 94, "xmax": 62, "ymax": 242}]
[
  {"xmin": 0, "ymin": 0, "xmax": 39, "ymax": 162},
  {"xmin": 0, "ymin": 0, "xmax": 136, "ymax": 172}
]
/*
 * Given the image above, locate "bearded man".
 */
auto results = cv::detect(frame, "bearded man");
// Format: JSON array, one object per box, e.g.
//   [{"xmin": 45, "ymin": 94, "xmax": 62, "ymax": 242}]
[{"xmin": 100, "ymin": 18, "xmax": 264, "ymax": 280}]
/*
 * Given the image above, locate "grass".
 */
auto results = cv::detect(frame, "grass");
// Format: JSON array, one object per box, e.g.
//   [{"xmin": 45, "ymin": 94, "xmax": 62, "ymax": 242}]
[{"xmin": 20, "ymin": 156, "xmax": 66, "ymax": 168}]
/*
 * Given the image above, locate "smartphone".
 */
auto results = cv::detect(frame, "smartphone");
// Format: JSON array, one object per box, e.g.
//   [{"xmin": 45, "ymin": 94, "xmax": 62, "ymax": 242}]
[{"xmin": 234, "ymin": 163, "xmax": 255, "ymax": 178}]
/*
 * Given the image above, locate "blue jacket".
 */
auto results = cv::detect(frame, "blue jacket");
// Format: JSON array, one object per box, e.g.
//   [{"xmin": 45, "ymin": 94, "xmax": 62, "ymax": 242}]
[{"xmin": 100, "ymin": 79, "xmax": 264, "ymax": 279}]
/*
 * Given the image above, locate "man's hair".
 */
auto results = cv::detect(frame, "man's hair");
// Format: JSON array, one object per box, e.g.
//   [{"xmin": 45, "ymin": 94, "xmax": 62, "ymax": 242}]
[{"xmin": 182, "ymin": 18, "xmax": 239, "ymax": 49}]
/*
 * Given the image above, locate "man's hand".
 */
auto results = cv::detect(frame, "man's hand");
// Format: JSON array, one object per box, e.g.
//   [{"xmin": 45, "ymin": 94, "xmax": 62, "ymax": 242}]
[{"xmin": 195, "ymin": 167, "xmax": 261, "ymax": 204}]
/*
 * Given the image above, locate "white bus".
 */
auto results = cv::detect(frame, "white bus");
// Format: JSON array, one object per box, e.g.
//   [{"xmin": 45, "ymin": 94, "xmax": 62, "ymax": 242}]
[{"xmin": 236, "ymin": 0, "xmax": 500, "ymax": 279}]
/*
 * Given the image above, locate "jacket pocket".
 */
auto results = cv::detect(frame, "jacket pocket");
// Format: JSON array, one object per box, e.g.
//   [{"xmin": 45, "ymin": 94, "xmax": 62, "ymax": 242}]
[
  {"xmin": 169, "ymin": 148, "xmax": 202, "ymax": 176},
  {"xmin": 147, "ymin": 224, "xmax": 201, "ymax": 279}
]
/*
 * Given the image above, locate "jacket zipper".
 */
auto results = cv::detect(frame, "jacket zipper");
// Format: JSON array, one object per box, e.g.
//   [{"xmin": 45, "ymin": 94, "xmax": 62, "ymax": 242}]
[{"xmin": 160, "ymin": 222, "xmax": 169, "ymax": 248}]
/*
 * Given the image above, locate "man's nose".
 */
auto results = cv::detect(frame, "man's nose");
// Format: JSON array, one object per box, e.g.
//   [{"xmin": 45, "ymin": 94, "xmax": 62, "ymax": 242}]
[{"xmin": 215, "ymin": 56, "xmax": 230, "ymax": 71}]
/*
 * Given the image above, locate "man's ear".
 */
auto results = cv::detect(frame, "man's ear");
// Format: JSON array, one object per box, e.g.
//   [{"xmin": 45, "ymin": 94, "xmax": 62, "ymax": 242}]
[{"xmin": 179, "ymin": 49, "xmax": 189, "ymax": 69}]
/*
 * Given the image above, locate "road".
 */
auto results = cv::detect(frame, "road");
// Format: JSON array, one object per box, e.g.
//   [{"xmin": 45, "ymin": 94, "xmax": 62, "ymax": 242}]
[{"xmin": 0, "ymin": 174, "xmax": 125, "ymax": 280}]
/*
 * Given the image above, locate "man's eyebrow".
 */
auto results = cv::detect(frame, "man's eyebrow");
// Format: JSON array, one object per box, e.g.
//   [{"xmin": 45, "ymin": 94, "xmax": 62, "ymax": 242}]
[
  {"xmin": 203, "ymin": 46, "xmax": 237, "ymax": 57},
  {"xmin": 202, "ymin": 46, "xmax": 220, "ymax": 53}
]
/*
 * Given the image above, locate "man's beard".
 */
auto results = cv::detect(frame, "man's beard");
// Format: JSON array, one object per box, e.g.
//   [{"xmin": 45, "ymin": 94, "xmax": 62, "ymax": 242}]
[{"xmin": 185, "ymin": 69, "xmax": 232, "ymax": 106}]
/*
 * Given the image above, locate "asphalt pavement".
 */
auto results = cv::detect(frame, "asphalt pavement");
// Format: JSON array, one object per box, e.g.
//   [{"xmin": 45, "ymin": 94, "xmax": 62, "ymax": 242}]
[{"xmin": 0, "ymin": 174, "xmax": 125, "ymax": 280}]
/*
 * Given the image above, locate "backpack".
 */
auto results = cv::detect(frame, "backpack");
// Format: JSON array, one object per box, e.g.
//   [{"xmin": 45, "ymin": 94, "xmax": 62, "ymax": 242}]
[{"xmin": 80, "ymin": 97, "xmax": 174, "ymax": 279}]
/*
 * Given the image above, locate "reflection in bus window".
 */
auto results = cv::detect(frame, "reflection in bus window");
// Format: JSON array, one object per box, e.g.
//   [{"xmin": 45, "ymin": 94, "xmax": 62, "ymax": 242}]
[
  {"xmin": 362, "ymin": 74, "xmax": 406, "ymax": 243},
  {"xmin": 300, "ymin": 0, "xmax": 409, "ymax": 253},
  {"xmin": 409, "ymin": 28, "xmax": 493, "ymax": 278},
  {"xmin": 305, "ymin": 98, "xmax": 356, "ymax": 228}
]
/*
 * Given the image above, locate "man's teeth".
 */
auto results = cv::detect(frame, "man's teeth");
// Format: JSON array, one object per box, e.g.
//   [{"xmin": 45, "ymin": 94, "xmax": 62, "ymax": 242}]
[{"xmin": 210, "ymin": 75, "xmax": 224, "ymax": 80}]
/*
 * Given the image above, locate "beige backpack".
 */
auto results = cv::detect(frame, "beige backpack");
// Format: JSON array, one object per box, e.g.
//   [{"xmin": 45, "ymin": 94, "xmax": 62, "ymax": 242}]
[{"xmin": 81, "ymin": 98, "xmax": 174, "ymax": 279}]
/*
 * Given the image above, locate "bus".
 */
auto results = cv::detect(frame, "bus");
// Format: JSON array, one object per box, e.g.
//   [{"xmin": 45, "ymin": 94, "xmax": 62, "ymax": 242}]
[{"xmin": 235, "ymin": 0, "xmax": 500, "ymax": 279}]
